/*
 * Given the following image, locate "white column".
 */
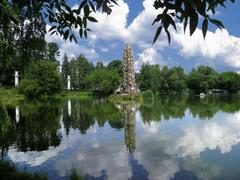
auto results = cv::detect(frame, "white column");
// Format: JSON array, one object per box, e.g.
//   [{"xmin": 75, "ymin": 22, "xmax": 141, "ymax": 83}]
[
  {"xmin": 68, "ymin": 99, "xmax": 71, "ymax": 116},
  {"xmin": 15, "ymin": 106, "xmax": 19, "ymax": 123},
  {"xmin": 67, "ymin": 75, "xmax": 71, "ymax": 90},
  {"xmin": 15, "ymin": 71, "xmax": 19, "ymax": 87}
]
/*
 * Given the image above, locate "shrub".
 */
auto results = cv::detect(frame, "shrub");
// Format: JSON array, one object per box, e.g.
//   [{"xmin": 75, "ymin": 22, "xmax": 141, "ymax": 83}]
[
  {"xmin": 20, "ymin": 60, "xmax": 61, "ymax": 99},
  {"xmin": 19, "ymin": 79, "xmax": 40, "ymax": 99},
  {"xmin": 142, "ymin": 89, "xmax": 154, "ymax": 98},
  {"xmin": 86, "ymin": 69, "xmax": 121, "ymax": 94}
]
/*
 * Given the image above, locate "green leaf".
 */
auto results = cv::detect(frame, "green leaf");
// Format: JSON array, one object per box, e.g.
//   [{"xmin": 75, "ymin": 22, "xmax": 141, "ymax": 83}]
[
  {"xmin": 166, "ymin": 14, "xmax": 176, "ymax": 30},
  {"xmin": 209, "ymin": 19, "xmax": 224, "ymax": 29},
  {"xmin": 79, "ymin": 28, "xmax": 83, "ymax": 38},
  {"xmin": 166, "ymin": 29, "xmax": 171, "ymax": 44},
  {"xmin": 190, "ymin": 12, "xmax": 198, "ymax": 36},
  {"xmin": 183, "ymin": 17, "xmax": 188, "ymax": 33},
  {"xmin": 88, "ymin": 16, "xmax": 98, "ymax": 22},
  {"xmin": 202, "ymin": 18, "xmax": 208, "ymax": 38},
  {"xmin": 153, "ymin": 26, "xmax": 162, "ymax": 44},
  {"xmin": 84, "ymin": 29, "xmax": 87, "ymax": 38},
  {"xmin": 49, "ymin": 26, "xmax": 56, "ymax": 32},
  {"xmin": 89, "ymin": 1, "xmax": 96, "ymax": 12},
  {"xmin": 79, "ymin": 0, "xmax": 87, "ymax": 11},
  {"xmin": 84, "ymin": 5, "xmax": 90, "ymax": 17},
  {"xmin": 64, "ymin": 30, "xmax": 69, "ymax": 40},
  {"xmin": 152, "ymin": 14, "xmax": 162, "ymax": 25}
]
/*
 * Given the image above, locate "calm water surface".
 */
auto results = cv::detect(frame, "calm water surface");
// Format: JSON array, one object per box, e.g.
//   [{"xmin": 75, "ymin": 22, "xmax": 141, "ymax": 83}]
[{"xmin": 2, "ymin": 95, "xmax": 240, "ymax": 180}]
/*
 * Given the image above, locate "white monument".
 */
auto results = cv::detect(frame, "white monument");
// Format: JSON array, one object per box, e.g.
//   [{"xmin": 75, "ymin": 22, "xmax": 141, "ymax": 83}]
[
  {"xmin": 67, "ymin": 75, "xmax": 71, "ymax": 90},
  {"xmin": 15, "ymin": 106, "xmax": 20, "ymax": 123},
  {"xmin": 15, "ymin": 71, "xmax": 19, "ymax": 87}
]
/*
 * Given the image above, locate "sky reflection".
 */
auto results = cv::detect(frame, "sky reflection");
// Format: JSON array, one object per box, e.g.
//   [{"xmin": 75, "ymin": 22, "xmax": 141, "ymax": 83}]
[{"xmin": 4, "ymin": 97, "xmax": 240, "ymax": 180}]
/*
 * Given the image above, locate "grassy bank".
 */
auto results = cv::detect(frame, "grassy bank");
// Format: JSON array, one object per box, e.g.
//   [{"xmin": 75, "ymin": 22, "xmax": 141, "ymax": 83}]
[
  {"xmin": 0, "ymin": 87, "xmax": 24, "ymax": 105},
  {"xmin": 0, "ymin": 87, "xmax": 94, "ymax": 105},
  {"xmin": 55, "ymin": 91, "xmax": 93, "ymax": 100}
]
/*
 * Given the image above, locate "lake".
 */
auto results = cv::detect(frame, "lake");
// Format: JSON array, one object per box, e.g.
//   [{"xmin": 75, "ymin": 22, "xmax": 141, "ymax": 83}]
[{"xmin": 2, "ymin": 94, "xmax": 240, "ymax": 180}]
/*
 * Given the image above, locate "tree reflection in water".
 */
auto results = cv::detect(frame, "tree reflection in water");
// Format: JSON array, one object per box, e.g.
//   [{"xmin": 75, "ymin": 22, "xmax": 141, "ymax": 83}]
[
  {"xmin": 0, "ymin": 101, "xmax": 16, "ymax": 159},
  {"xmin": 1, "ymin": 101, "xmax": 62, "ymax": 153},
  {"xmin": 140, "ymin": 94, "xmax": 240, "ymax": 122},
  {"xmin": 2, "ymin": 95, "xmax": 240, "ymax": 179},
  {"xmin": 115, "ymin": 102, "xmax": 139, "ymax": 154}
]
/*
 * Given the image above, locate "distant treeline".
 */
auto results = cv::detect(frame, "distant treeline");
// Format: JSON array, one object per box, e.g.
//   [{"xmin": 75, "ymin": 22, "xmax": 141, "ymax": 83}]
[
  {"xmin": 137, "ymin": 64, "xmax": 240, "ymax": 93},
  {"xmin": 61, "ymin": 55, "xmax": 240, "ymax": 94}
]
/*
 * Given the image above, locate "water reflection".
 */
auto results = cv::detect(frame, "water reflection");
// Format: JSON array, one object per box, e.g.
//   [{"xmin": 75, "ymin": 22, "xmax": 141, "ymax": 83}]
[
  {"xmin": 116, "ymin": 103, "xmax": 138, "ymax": 153},
  {"xmin": 15, "ymin": 106, "xmax": 19, "ymax": 123},
  {"xmin": 0, "ymin": 101, "xmax": 16, "ymax": 159},
  {"xmin": 2, "ymin": 95, "xmax": 240, "ymax": 179},
  {"xmin": 140, "ymin": 94, "xmax": 240, "ymax": 122}
]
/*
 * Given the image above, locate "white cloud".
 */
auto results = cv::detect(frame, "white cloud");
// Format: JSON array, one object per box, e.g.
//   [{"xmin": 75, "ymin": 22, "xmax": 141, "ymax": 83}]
[
  {"xmin": 172, "ymin": 24, "xmax": 240, "ymax": 69},
  {"xmin": 45, "ymin": 25, "xmax": 99, "ymax": 63},
  {"xmin": 100, "ymin": 47, "xmax": 109, "ymax": 52},
  {"xmin": 135, "ymin": 47, "xmax": 166, "ymax": 71},
  {"xmin": 45, "ymin": 0, "xmax": 240, "ymax": 71},
  {"xmin": 45, "ymin": 0, "xmax": 168, "ymax": 67},
  {"xmin": 88, "ymin": 0, "xmax": 129, "ymax": 41}
]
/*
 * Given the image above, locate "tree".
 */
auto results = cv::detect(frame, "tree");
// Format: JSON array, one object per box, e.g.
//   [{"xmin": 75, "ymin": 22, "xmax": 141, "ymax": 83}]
[
  {"xmin": 107, "ymin": 60, "xmax": 122, "ymax": 75},
  {"xmin": 218, "ymin": 72, "xmax": 240, "ymax": 93},
  {"xmin": 19, "ymin": 60, "xmax": 61, "ymax": 98},
  {"xmin": 0, "ymin": 0, "xmax": 233, "ymax": 43},
  {"xmin": 96, "ymin": 61, "xmax": 105, "ymax": 69},
  {"xmin": 167, "ymin": 67, "xmax": 187, "ymax": 91},
  {"xmin": 86, "ymin": 69, "xmax": 121, "ymax": 94},
  {"xmin": 61, "ymin": 53, "xmax": 70, "ymax": 88},
  {"xmin": 188, "ymin": 66, "xmax": 218, "ymax": 92},
  {"xmin": 46, "ymin": 42, "xmax": 60, "ymax": 61},
  {"xmin": 69, "ymin": 55, "xmax": 94, "ymax": 89},
  {"xmin": 138, "ymin": 64, "xmax": 162, "ymax": 92},
  {"xmin": 0, "ymin": 0, "xmax": 48, "ymax": 85}
]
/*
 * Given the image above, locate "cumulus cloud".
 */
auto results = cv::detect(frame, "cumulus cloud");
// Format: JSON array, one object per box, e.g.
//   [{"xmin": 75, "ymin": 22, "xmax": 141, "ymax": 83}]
[
  {"xmin": 140, "ymin": 111, "xmax": 240, "ymax": 158},
  {"xmin": 172, "ymin": 24, "xmax": 240, "ymax": 69},
  {"xmin": 88, "ymin": 0, "xmax": 129, "ymax": 41},
  {"xmin": 45, "ymin": 0, "xmax": 240, "ymax": 70},
  {"xmin": 45, "ymin": 25, "xmax": 99, "ymax": 62},
  {"xmin": 45, "ymin": 0, "xmax": 168, "ymax": 67},
  {"xmin": 135, "ymin": 47, "xmax": 166, "ymax": 71}
]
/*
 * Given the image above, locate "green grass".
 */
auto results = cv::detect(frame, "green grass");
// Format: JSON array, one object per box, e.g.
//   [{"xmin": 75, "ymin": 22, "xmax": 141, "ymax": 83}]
[
  {"xmin": 0, "ymin": 160, "xmax": 47, "ymax": 180},
  {"xmin": 0, "ymin": 87, "xmax": 24, "ymax": 105},
  {"xmin": 108, "ymin": 94, "xmax": 143, "ymax": 103},
  {"xmin": 0, "ymin": 87, "xmax": 94, "ymax": 105},
  {"xmin": 57, "ymin": 91, "xmax": 93, "ymax": 100}
]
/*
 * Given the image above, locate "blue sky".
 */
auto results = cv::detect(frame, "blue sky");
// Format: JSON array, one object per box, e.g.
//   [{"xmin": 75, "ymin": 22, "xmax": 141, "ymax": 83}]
[{"xmin": 46, "ymin": 0, "xmax": 240, "ymax": 72}]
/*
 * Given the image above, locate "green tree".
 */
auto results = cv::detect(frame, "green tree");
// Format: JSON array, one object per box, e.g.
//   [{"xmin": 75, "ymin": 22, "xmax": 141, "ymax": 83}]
[
  {"xmin": 188, "ymin": 66, "xmax": 218, "ymax": 92},
  {"xmin": 96, "ymin": 61, "xmax": 105, "ymax": 69},
  {"xmin": 218, "ymin": 72, "xmax": 240, "ymax": 93},
  {"xmin": 107, "ymin": 60, "xmax": 123, "ymax": 75},
  {"xmin": 19, "ymin": 60, "xmax": 61, "ymax": 98},
  {"xmin": 46, "ymin": 42, "xmax": 60, "ymax": 61},
  {"xmin": 0, "ymin": 0, "xmax": 48, "ymax": 86},
  {"xmin": 138, "ymin": 64, "xmax": 162, "ymax": 92},
  {"xmin": 167, "ymin": 67, "xmax": 187, "ymax": 91},
  {"xmin": 61, "ymin": 53, "xmax": 70, "ymax": 88},
  {"xmin": 86, "ymin": 69, "xmax": 121, "ymax": 94},
  {"xmin": 69, "ymin": 55, "xmax": 94, "ymax": 90}
]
